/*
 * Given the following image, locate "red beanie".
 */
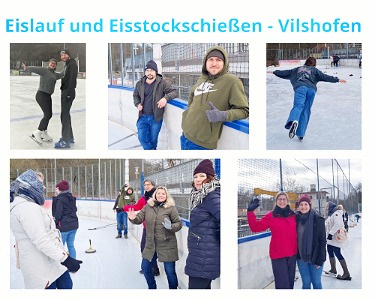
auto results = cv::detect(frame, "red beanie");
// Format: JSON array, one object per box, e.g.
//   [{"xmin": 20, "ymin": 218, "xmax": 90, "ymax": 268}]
[
  {"xmin": 297, "ymin": 194, "xmax": 311, "ymax": 206},
  {"xmin": 56, "ymin": 180, "xmax": 69, "ymax": 191},
  {"xmin": 194, "ymin": 159, "xmax": 215, "ymax": 176}
]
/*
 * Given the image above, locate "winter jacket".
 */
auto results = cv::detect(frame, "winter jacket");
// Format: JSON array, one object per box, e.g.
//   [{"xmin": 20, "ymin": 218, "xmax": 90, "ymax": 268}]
[
  {"xmin": 26, "ymin": 66, "xmax": 63, "ymax": 95},
  {"xmin": 114, "ymin": 186, "xmax": 136, "ymax": 209},
  {"xmin": 181, "ymin": 45, "xmax": 249, "ymax": 149},
  {"xmin": 326, "ymin": 208, "xmax": 346, "ymax": 249},
  {"xmin": 185, "ymin": 187, "xmax": 220, "ymax": 280},
  {"xmin": 133, "ymin": 74, "xmax": 178, "ymax": 122},
  {"xmin": 10, "ymin": 196, "xmax": 68, "ymax": 289},
  {"xmin": 60, "ymin": 57, "xmax": 78, "ymax": 94},
  {"xmin": 52, "ymin": 191, "xmax": 79, "ymax": 233},
  {"xmin": 129, "ymin": 198, "xmax": 182, "ymax": 262},
  {"xmin": 247, "ymin": 210, "xmax": 297, "ymax": 260},
  {"xmin": 296, "ymin": 210, "xmax": 326, "ymax": 267},
  {"xmin": 273, "ymin": 66, "xmax": 339, "ymax": 92}
]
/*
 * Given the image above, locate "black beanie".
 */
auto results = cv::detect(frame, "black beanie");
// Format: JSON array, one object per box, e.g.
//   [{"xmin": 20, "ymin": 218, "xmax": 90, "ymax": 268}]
[
  {"xmin": 145, "ymin": 60, "xmax": 158, "ymax": 73},
  {"xmin": 207, "ymin": 49, "xmax": 224, "ymax": 61},
  {"xmin": 60, "ymin": 49, "xmax": 71, "ymax": 57},
  {"xmin": 194, "ymin": 160, "xmax": 215, "ymax": 176}
]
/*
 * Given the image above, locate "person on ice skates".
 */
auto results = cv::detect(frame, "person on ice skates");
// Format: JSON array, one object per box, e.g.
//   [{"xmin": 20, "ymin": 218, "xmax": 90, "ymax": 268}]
[{"xmin": 267, "ymin": 57, "xmax": 346, "ymax": 141}]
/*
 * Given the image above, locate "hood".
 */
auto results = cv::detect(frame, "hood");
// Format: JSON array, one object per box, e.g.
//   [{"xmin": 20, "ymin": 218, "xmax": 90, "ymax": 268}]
[
  {"xmin": 147, "ymin": 196, "xmax": 175, "ymax": 209},
  {"xmin": 126, "ymin": 187, "xmax": 134, "ymax": 195},
  {"xmin": 202, "ymin": 45, "xmax": 229, "ymax": 78}
]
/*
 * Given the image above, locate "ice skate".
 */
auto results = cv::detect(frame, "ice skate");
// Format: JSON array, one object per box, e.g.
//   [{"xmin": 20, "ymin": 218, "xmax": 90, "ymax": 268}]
[
  {"xmin": 288, "ymin": 121, "xmax": 298, "ymax": 139},
  {"xmin": 30, "ymin": 130, "xmax": 43, "ymax": 146},
  {"xmin": 41, "ymin": 130, "xmax": 53, "ymax": 142}
]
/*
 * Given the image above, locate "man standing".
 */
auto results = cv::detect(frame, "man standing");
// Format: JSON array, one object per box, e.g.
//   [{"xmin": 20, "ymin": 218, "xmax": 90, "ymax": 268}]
[
  {"xmin": 133, "ymin": 60, "xmax": 178, "ymax": 150},
  {"xmin": 113, "ymin": 184, "xmax": 135, "ymax": 239},
  {"xmin": 181, "ymin": 46, "xmax": 249, "ymax": 150},
  {"xmin": 55, "ymin": 49, "xmax": 78, "ymax": 149}
]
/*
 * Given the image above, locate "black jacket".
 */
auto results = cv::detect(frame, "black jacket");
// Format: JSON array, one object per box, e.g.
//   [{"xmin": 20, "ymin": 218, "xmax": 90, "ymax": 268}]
[
  {"xmin": 52, "ymin": 191, "xmax": 79, "ymax": 232},
  {"xmin": 185, "ymin": 187, "xmax": 221, "ymax": 280},
  {"xmin": 296, "ymin": 210, "xmax": 326, "ymax": 266}
]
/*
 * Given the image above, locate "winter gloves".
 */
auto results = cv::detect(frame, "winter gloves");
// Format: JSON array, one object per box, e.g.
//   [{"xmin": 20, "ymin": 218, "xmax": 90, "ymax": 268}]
[
  {"xmin": 162, "ymin": 217, "xmax": 172, "ymax": 230},
  {"xmin": 205, "ymin": 102, "xmax": 227, "ymax": 123},
  {"xmin": 327, "ymin": 234, "xmax": 333, "ymax": 240},
  {"xmin": 61, "ymin": 256, "xmax": 82, "ymax": 273},
  {"xmin": 247, "ymin": 198, "xmax": 260, "ymax": 212}
]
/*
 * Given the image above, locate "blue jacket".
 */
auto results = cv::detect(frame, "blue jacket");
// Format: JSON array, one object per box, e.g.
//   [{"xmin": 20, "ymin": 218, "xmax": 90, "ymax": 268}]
[
  {"xmin": 274, "ymin": 65, "xmax": 339, "ymax": 92},
  {"xmin": 185, "ymin": 187, "xmax": 220, "ymax": 280}
]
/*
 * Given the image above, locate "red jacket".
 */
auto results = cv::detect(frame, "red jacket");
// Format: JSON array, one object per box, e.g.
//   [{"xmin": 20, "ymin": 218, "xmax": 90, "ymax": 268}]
[
  {"xmin": 247, "ymin": 211, "xmax": 297, "ymax": 260},
  {"xmin": 123, "ymin": 196, "xmax": 146, "ymax": 228}
]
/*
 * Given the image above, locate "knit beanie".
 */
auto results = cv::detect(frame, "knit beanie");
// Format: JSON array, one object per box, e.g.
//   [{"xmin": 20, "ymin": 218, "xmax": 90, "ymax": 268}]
[
  {"xmin": 193, "ymin": 159, "xmax": 215, "ymax": 176},
  {"xmin": 207, "ymin": 49, "xmax": 225, "ymax": 61},
  {"xmin": 60, "ymin": 49, "xmax": 71, "ymax": 57},
  {"xmin": 56, "ymin": 180, "xmax": 69, "ymax": 191},
  {"xmin": 297, "ymin": 194, "xmax": 311, "ymax": 206},
  {"xmin": 49, "ymin": 58, "xmax": 58, "ymax": 64},
  {"xmin": 145, "ymin": 60, "xmax": 158, "ymax": 73}
]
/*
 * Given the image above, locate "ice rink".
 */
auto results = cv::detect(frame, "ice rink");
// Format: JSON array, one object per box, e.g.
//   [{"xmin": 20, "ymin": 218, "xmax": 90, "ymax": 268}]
[
  {"xmin": 10, "ymin": 76, "xmax": 86, "ymax": 150},
  {"xmin": 266, "ymin": 64, "xmax": 362, "ymax": 150}
]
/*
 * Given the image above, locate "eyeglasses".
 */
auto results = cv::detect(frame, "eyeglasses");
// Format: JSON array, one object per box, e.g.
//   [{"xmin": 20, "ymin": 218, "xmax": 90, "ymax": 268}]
[{"xmin": 144, "ymin": 183, "xmax": 151, "ymax": 186}]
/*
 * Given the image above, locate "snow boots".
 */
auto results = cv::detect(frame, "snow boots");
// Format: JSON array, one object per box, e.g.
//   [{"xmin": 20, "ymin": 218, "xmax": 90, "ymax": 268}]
[{"xmin": 337, "ymin": 259, "xmax": 351, "ymax": 280}]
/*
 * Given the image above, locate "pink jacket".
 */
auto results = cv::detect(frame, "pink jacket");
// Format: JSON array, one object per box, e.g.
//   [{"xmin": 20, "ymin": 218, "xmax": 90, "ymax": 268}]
[
  {"xmin": 247, "ymin": 211, "xmax": 297, "ymax": 259},
  {"xmin": 123, "ymin": 196, "xmax": 146, "ymax": 228}
]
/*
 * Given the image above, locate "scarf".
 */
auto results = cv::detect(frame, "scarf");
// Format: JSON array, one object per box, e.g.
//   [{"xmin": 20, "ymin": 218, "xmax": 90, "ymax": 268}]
[
  {"xmin": 144, "ymin": 188, "xmax": 156, "ymax": 200},
  {"xmin": 272, "ymin": 204, "xmax": 295, "ymax": 218},
  {"xmin": 297, "ymin": 209, "xmax": 315, "ymax": 263},
  {"xmin": 10, "ymin": 169, "xmax": 45, "ymax": 205},
  {"xmin": 189, "ymin": 176, "xmax": 220, "ymax": 211}
]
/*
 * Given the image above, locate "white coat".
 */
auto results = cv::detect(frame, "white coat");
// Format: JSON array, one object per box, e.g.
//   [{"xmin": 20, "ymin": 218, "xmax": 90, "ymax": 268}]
[
  {"xmin": 10, "ymin": 196, "xmax": 68, "ymax": 288},
  {"xmin": 326, "ymin": 209, "xmax": 346, "ymax": 249}
]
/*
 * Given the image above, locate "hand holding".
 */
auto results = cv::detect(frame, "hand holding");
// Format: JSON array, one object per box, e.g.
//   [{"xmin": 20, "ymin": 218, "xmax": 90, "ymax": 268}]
[
  {"xmin": 162, "ymin": 217, "xmax": 172, "ymax": 230},
  {"xmin": 247, "ymin": 198, "xmax": 260, "ymax": 212},
  {"xmin": 205, "ymin": 101, "xmax": 227, "ymax": 123}
]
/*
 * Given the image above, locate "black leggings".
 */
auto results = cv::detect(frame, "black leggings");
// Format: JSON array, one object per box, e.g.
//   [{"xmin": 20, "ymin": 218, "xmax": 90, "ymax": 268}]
[{"xmin": 36, "ymin": 90, "xmax": 53, "ymax": 131}]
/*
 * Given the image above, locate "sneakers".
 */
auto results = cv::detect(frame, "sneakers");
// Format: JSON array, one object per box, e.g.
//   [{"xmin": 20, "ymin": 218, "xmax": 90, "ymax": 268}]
[
  {"xmin": 124, "ymin": 234, "xmax": 128, "ymax": 239},
  {"xmin": 288, "ymin": 121, "xmax": 298, "ymax": 139},
  {"xmin": 30, "ymin": 130, "xmax": 43, "ymax": 145},
  {"xmin": 59, "ymin": 137, "xmax": 75, "ymax": 144},
  {"xmin": 115, "ymin": 234, "xmax": 122, "ymax": 239},
  {"xmin": 41, "ymin": 130, "xmax": 53, "ymax": 142},
  {"xmin": 54, "ymin": 140, "xmax": 71, "ymax": 149}
]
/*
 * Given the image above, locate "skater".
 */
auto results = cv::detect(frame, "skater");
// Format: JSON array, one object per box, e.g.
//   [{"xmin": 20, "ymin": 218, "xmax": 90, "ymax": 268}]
[
  {"xmin": 332, "ymin": 54, "xmax": 340, "ymax": 67},
  {"xmin": 128, "ymin": 186, "xmax": 182, "ymax": 289},
  {"xmin": 10, "ymin": 170, "xmax": 82, "ymax": 289},
  {"xmin": 295, "ymin": 195, "xmax": 326, "ymax": 289},
  {"xmin": 325, "ymin": 201, "xmax": 351, "ymax": 280},
  {"xmin": 355, "ymin": 213, "xmax": 361, "ymax": 223},
  {"xmin": 113, "ymin": 184, "xmax": 135, "ymax": 239},
  {"xmin": 180, "ymin": 46, "xmax": 249, "ymax": 150},
  {"xmin": 185, "ymin": 159, "xmax": 221, "ymax": 289},
  {"xmin": 22, "ymin": 59, "xmax": 64, "ymax": 146},
  {"xmin": 339, "ymin": 204, "xmax": 349, "ymax": 232},
  {"xmin": 54, "ymin": 49, "xmax": 78, "ymax": 149},
  {"xmin": 133, "ymin": 60, "xmax": 178, "ymax": 150},
  {"xmin": 267, "ymin": 57, "xmax": 346, "ymax": 141},
  {"xmin": 52, "ymin": 180, "xmax": 79, "ymax": 259},
  {"xmin": 247, "ymin": 192, "xmax": 297, "ymax": 289},
  {"xmin": 122, "ymin": 179, "xmax": 160, "ymax": 276}
]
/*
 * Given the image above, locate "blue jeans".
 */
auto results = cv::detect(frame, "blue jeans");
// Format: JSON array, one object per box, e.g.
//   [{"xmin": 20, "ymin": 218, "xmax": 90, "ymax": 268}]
[
  {"xmin": 141, "ymin": 252, "xmax": 178, "ymax": 289},
  {"xmin": 136, "ymin": 115, "xmax": 163, "ymax": 150},
  {"xmin": 116, "ymin": 211, "xmax": 128, "ymax": 235},
  {"xmin": 180, "ymin": 133, "xmax": 211, "ymax": 150},
  {"xmin": 61, "ymin": 229, "xmax": 77, "ymax": 259},
  {"xmin": 284, "ymin": 86, "xmax": 316, "ymax": 138},
  {"xmin": 297, "ymin": 259, "xmax": 324, "ymax": 289},
  {"xmin": 46, "ymin": 271, "xmax": 73, "ymax": 289}
]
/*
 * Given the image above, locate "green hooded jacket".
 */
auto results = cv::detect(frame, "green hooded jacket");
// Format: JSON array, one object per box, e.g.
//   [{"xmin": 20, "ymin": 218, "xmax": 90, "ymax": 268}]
[{"xmin": 181, "ymin": 45, "xmax": 249, "ymax": 149}]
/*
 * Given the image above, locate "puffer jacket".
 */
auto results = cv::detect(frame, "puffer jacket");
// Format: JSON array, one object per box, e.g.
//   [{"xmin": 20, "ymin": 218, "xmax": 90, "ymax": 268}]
[
  {"xmin": 185, "ymin": 188, "xmax": 220, "ymax": 280},
  {"xmin": 326, "ymin": 208, "xmax": 346, "ymax": 249},
  {"xmin": 129, "ymin": 197, "xmax": 182, "ymax": 262},
  {"xmin": 52, "ymin": 191, "xmax": 79, "ymax": 232},
  {"xmin": 10, "ymin": 196, "xmax": 68, "ymax": 289}
]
